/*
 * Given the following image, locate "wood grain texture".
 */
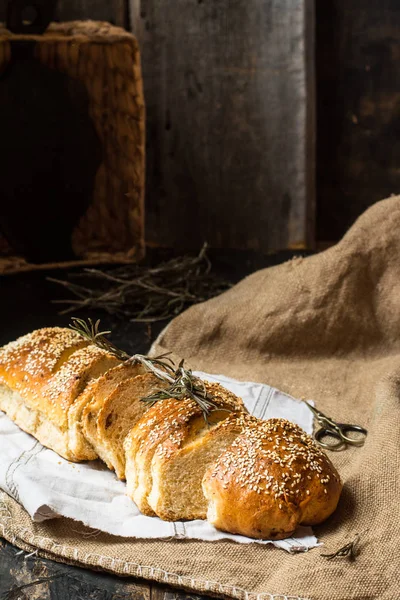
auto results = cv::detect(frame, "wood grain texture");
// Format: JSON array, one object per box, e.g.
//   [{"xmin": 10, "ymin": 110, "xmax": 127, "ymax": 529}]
[
  {"xmin": 316, "ymin": 0, "xmax": 400, "ymax": 242},
  {"xmin": 0, "ymin": 539, "xmax": 150, "ymax": 600},
  {"xmin": 0, "ymin": 538, "xmax": 211, "ymax": 600},
  {"xmin": 151, "ymin": 584, "xmax": 207, "ymax": 600},
  {"xmin": 130, "ymin": 0, "xmax": 315, "ymax": 252}
]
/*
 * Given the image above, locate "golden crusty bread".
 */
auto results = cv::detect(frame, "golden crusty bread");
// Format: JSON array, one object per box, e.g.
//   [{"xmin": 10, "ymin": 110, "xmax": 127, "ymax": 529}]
[
  {"xmin": 0, "ymin": 327, "xmax": 343, "ymax": 541},
  {"xmin": 0, "ymin": 328, "xmax": 120, "ymax": 460},
  {"xmin": 124, "ymin": 382, "xmax": 247, "ymax": 517},
  {"xmin": 68, "ymin": 362, "xmax": 146, "ymax": 460},
  {"xmin": 202, "ymin": 418, "xmax": 342, "ymax": 540},
  {"xmin": 148, "ymin": 413, "xmax": 251, "ymax": 521},
  {"xmin": 82, "ymin": 372, "xmax": 167, "ymax": 479},
  {"xmin": 0, "ymin": 328, "xmax": 86, "ymax": 426}
]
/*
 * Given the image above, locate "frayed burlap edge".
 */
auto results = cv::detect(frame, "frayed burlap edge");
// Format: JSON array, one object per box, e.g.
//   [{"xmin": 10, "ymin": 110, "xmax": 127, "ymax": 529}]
[{"xmin": 0, "ymin": 492, "xmax": 309, "ymax": 600}]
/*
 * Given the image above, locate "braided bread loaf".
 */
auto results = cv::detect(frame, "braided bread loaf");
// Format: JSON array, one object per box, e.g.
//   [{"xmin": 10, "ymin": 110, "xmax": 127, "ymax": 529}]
[{"xmin": 0, "ymin": 327, "xmax": 342, "ymax": 539}]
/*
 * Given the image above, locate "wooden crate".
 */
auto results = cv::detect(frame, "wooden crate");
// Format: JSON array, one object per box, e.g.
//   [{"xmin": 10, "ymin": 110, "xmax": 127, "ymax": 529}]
[{"xmin": 0, "ymin": 21, "xmax": 145, "ymax": 274}]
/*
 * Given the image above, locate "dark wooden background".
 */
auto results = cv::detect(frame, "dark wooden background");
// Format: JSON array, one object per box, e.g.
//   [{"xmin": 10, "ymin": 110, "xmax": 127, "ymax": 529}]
[
  {"xmin": 0, "ymin": 538, "xmax": 207, "ymax": 600},
  {"xmin": 0, "ymin": 0, "xmax": 398, "ymax": 249},
  {"xmin": 129, "ymin": 0, "xmax": 315, "ymax": 252},
  {"xmin": 0, "ymin": 0, "xmax": 316, "ymax": 254},
  {"xmin": 316, "ymin": 0, "xmax": 400, "ymax": 243}
]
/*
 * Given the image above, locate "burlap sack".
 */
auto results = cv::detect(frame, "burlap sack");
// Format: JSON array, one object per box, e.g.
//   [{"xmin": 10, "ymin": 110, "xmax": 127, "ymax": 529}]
[{"xmin": 1, "ymin": 196, "xmax": 399, "ymax": 599}]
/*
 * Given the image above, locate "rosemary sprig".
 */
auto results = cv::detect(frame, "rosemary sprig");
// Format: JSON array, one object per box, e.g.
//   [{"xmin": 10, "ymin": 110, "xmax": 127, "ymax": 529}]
[
  {"xmin": 70, "ymin": 317, "xmax": 130, "ymax": 361},
  {"xmin": 321, "ymin": 533, "xmax": 360, "ymax": 561},
  {"xmin": 69, "ymin": 318, "xmax": 222, "ymax": 422},
  {"xmin": 49, "ymin": 244, "xmax": 230, "ymax": 322},
  {"xmin": 70, "ymin": 317, "xmax": 175, "ymax": 382},
  {"xmin": 141, "ymin": 360, "xmax": 221, "ymax": 423}
]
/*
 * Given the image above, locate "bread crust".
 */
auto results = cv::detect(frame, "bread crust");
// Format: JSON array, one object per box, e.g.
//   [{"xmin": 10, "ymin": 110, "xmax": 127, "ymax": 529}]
[
  {"xmin": 0, "ymin": 328, "xmax": 120, "ymax": 460},
  {"xmin": 0, "ymin": 328, "xmax": 119, "ymax": 428},
  {"xmin": 202, "ymin": 418, "xmax": 342, "ymax": 540},
  {"xmin": 124, "ymin": 382, "xmax": 247, "ymax": 517},
  {"xmin": 0, "ymin": 328, "xmax": 85, "ymax": 426},
  {"xmin": 148, "ymin": 413, "xmax": 251, "ymax": 521}
]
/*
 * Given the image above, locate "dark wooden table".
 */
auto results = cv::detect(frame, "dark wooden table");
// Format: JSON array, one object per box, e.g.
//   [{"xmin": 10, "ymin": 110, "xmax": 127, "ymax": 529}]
[{"xmin": 0, "ymin": 249, "xmax": 305, "ymax": 600}]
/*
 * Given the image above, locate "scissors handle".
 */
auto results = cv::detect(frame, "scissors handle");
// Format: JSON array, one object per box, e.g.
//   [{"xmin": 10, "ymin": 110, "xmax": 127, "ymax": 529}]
[
  {"xmin": 336, "ymin": 423, "xmax": 367, "ymax": 446},
  {"xmin": 314, "ymin": 427, "xmax": 345, "ymax": 450},
  {"xmin": 315, "ymin": 423, "xmax": 367, "ymax": 451}
]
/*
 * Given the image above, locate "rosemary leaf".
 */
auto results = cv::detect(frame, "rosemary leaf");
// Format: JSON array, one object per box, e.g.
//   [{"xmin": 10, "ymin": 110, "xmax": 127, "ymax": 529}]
[
  {"xmin": 70, "ymin": 317, "xmax": 175, "ymax": 379},
  {"xmin": 140, "ymin": 361, "xmax": 221, "ymax": 423},
  {"xmin": 321, "ymin": 534, "xmax": 360, "ymax": 561},
  {"xmin": 70, "ymin": 317, "xmax": 130, "ymax": 361}
]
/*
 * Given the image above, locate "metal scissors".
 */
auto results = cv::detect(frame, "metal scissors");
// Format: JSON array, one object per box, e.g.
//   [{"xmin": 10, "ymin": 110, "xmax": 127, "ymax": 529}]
[{"xmin": 304, "ymin": 401, "xmax": 367, "ymax": 451}]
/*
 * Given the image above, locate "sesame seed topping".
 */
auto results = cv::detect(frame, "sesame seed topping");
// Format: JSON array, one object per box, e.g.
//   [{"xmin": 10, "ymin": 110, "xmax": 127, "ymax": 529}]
[
  {"xmin": 206, "ymin": 417, "xmax": 339, "ymax": 508},
  {"xmin": 0, "ymin": 328, "xmax": 117, "ymax": 423}
]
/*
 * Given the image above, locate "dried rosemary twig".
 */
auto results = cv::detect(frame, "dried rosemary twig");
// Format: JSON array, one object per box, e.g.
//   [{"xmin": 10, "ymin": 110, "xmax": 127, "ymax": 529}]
[
  {"xmin": 321, "ymin": 533, "xmax": 360, "ymax": 561},
  {"xmin": 69, "ymin": 318, "xmax": 222, "ymax": 422},
  {"xmin": 70, "ymin": 317, "xmax": 175, "ymax": 382},
  {"xmin": 50, "ymin": 244, "xmax": 230, "ymax": 322},
  {"xmin": 141, "ymin": 360, "xmax": 221, "ymax": 423},
  {"xmin": 70, "ymin": 317, "xmax": 130, "ymax": 361}
]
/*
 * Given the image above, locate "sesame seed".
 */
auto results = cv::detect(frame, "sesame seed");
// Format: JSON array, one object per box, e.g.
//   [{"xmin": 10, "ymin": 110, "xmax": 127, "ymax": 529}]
[{"xmin": 204, "ymin": 417, "xmax": 337, "ymax": 511}]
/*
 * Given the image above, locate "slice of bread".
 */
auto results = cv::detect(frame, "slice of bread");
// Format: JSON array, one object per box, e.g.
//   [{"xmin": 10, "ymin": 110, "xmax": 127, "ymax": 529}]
[
  {"xmin": 124, "ymin": 381, "xmax": 247, "ymax": 516},
  {"xmin": 125, "ymin": 397, "xmax": 198, "ymax": 516},
  {"xmin": 148, "ymin": 414, "xmax": 251, "ymax": 520},
  {"xmin": 0, "ymin": 382, "xmax": 77, "ymax": 460},
  {"xmin": 67, "ymin": 362, "xmax": 145, "ymax": 460},
  {"xmin": 82, "ymin": 372, "xmax": 167, "ymax": 479}
]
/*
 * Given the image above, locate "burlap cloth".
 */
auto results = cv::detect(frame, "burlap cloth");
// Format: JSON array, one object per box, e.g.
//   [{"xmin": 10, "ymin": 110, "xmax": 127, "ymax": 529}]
[{"xmin": 1, "ymin": 197, "xmax": 399, "ymax": 599}]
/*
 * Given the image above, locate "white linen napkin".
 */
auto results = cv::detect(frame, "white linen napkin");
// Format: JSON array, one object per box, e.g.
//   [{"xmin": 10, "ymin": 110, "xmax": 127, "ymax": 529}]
[{"xmin": 0, "ymin": 372, "xmax": 318, "ymax": 552}]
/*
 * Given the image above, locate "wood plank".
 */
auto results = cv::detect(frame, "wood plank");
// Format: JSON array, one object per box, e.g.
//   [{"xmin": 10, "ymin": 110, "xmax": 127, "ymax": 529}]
[
  {"xmin": 130, "ymin": 0, "xmax": 315, "ymax": 252},
  {"xmin": 151, "ymin": 583, "xmax": 208, "ymax": 600},
  {"xmin": 316, "ymin": 0, "xmax": 400, "ymax": 243},
  {"xmin": 0, "ymin": 539, "xmax": 152, "ymax": 600},
  {"xmin": 0, "ymin": 537, "xmax": 213, "ymax": 600}
]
